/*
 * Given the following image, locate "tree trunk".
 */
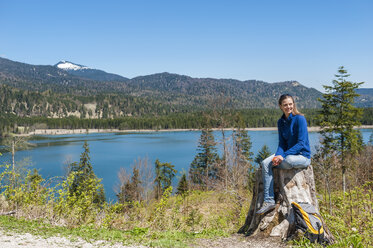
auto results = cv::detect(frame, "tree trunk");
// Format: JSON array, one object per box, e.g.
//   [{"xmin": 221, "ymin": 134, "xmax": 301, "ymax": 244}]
[
  {"xmin": 238, "ymin": 165, "xmax": 334, "ymax": 242},
  {"xmin": 12, "ymin": 138, "xmax": 16, "ymax": 185}
]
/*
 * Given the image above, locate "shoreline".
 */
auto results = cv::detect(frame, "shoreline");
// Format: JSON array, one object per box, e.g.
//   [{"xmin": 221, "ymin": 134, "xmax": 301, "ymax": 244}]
[{"xmin": 23, "ymin": 125, "xmax": 373, "ymax": 136}]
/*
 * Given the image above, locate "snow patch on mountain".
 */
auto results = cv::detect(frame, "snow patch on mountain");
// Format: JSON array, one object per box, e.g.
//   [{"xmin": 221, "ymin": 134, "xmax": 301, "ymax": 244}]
[{"xmin": 56, "ymin": 61, "xmax": 89, "ymax": 71}]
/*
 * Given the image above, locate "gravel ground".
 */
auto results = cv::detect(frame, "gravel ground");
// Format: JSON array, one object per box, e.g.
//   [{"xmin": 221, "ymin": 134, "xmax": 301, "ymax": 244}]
[
  {"xmin": 0, "ymin": 230, "xmax": 146, "ymax": 248},
  {"xmin": 0, "ymin": 230, "xmax": 289, "ymax": 248}
]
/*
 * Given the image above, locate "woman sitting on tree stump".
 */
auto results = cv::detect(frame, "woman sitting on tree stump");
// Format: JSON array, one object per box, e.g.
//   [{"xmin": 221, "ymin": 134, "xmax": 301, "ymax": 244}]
[{"xmin": 256, "ymin": 94, "xmax": 311, "ymax": 215}]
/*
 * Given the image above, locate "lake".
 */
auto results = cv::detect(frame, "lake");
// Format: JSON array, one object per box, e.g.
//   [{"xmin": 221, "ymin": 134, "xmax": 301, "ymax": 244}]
[{"xmin": 1, "ymin": 129, "xmax": 372, "ymax": 201}]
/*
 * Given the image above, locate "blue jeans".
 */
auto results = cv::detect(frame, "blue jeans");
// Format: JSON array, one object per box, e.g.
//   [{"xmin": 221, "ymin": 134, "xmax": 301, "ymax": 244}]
[{"xmin": 261, "ymin": 154, "xmax": 311, "ymax": 204}]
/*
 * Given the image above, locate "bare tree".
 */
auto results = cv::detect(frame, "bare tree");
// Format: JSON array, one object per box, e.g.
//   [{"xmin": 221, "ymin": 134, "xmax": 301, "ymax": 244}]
[
  {"xmin": 210, "ymin": 95, "xmax": 232, "ymax": 190},
  {"xmin": 1, "ymin": 134, "xmax": 35, "ymax": 187}
]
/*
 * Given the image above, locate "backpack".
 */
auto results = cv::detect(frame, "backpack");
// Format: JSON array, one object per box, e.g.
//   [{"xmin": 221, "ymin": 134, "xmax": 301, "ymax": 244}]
[{"xmin": 290, "ymin": 202, "xmax": 329, "ymax": 245}]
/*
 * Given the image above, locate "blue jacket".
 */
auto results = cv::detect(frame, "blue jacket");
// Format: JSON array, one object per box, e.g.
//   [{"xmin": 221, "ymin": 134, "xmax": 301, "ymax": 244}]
[{"xmin": 275, "ymin": 113, "xmax": 311, "ymax": 159}]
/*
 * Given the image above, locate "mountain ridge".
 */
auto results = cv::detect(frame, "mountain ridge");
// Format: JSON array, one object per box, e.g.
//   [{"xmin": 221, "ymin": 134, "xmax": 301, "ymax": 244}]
[
  {"xmin": 1, "ymin": 57, "xmax": 371, "ymax": 119},
  {"xmin": 55, "ymin": 60, "xmax": 129, "ymax": 82}
]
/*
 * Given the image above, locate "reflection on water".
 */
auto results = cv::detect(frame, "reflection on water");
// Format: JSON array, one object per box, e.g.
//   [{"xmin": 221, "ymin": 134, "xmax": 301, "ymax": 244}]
[{"xmin": 0, "ymin": 129, "xmax": 371, "ymax": 201}]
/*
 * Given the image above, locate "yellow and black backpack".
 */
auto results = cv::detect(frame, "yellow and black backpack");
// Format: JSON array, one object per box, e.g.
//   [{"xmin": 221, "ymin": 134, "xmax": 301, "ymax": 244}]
[{"xmin": 291, "ymin": 202, "xmax": 329, "ymax": 245}]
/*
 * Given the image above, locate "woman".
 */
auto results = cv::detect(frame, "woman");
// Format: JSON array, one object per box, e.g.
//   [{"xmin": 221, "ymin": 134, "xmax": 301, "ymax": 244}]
[{"xmin": 256, "ymin": 94, "xmax": 311, "ymax": 215}]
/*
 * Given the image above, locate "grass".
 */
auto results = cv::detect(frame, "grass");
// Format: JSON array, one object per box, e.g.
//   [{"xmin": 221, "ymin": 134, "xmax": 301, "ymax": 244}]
[
  {"xmin": 0, "ymin": 160, "xmax": 247, "ymax": 247},
  {"xmin": 290, "ymin": 182, "xmax": 373, "ymax": 248},
  {"xmin": 0, "ymin": 212, "xmax": 230, "ymax": 248},
  {"xmin": 1, "ymin": 174, "xmax": 372, "ymax": 248}
]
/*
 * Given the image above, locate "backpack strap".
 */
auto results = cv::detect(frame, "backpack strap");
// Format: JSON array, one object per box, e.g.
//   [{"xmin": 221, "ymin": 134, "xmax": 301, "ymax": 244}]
[{"xmin": 291, "ymin": 202, "xmax": 324, "ymax": 235}]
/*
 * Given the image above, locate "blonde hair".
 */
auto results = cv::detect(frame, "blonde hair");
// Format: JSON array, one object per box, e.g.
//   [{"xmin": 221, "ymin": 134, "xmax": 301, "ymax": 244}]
[{"xmin": 278, "ymin": 94, "xmax": 303, "ymax": 116}]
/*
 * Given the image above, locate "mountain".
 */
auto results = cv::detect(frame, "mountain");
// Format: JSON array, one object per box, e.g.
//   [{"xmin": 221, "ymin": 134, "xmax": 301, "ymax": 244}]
[
  {"xmin": 6, "ymin": 57, "xmax": 372, "ymax": 119},
  {"xmin": 356, "ymin": 88, "xmax": 373, "ymax": 107},
  {"xmin": 55, "ymin": 61, "xmax": 128, "ymax": 82},
  {"xmin": 0, "ymin": 57, "xmax": 128, "ymax": 94},
  {"xmin": 356, "ymin": 88, "xmax": 373, "ymax": 96},
  {"xmin": 127, "ymin": 72, "xmax": 322, "ymax": 108},
  {"xmin": 0, "ymin": 57, "xmax": 73, "ymax": 84}
]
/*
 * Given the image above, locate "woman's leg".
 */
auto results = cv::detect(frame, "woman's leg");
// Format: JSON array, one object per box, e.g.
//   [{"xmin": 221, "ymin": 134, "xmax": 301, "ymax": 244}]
[
  {"xmin": 261, "ymin": 154, "xmax": 275, "ymax": 204},
  {"xmin": 257, "ymin": 154, "xmax": 310, "ymax": 215},
  {"xmin": 277, "ymin": 155, "xmax": 311, "ymax": 170}
]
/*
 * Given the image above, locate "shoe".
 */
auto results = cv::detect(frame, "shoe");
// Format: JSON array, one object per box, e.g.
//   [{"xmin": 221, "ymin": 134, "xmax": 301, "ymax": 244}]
[{"xmin": 256, "ymin": 202, "xmax": 276, "ymax": 215}]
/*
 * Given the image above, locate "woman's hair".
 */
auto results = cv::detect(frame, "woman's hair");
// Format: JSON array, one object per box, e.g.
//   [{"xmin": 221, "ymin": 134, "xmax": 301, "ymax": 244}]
[{"xmin": 278, "ymin": 94, "xmax": 303, "ymax": 116}]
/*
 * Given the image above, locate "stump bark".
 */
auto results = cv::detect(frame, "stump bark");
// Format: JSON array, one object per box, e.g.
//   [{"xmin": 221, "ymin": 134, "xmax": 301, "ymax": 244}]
[{"xmin": 238, "ymin": 165, "xmax": 334, "ymax": 242}]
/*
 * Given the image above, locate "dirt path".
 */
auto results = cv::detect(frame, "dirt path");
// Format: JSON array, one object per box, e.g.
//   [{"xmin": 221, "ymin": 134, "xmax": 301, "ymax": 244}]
[
  {"xmin": 0, "ymin": 229, "xmax": 145, "ymax": 248},
  {"xmin": 0, "ymin": 230, "xmax": 288, "ymax": 248}
]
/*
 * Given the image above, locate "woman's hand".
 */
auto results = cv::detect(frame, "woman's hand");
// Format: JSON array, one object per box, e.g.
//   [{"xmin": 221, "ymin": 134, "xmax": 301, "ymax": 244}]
[{"xmin": 272, "ymin": 155, "xmax": 284, "ymax": 166}]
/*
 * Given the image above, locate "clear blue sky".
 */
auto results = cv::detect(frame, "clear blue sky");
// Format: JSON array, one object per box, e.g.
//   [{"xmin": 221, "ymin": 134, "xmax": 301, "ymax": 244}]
[{"xmin": 1, "ymin": 0, "xmax": 372, "ymax": 91}]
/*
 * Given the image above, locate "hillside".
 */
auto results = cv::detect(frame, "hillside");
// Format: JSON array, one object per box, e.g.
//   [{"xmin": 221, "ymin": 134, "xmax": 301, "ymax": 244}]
[
  {"xmin": 0, "ymin": 57, "xmax": 128, "ymax": 95},
  {"xmin": 1, "ymin": 57, "xmax": 371, "ymax": 118},
  {"xmin": 127, "ymin": 73, "xmax": 322, "ymax": 108},
  {"xmin": 356, "ymin": 88, "xmax": 373, "ymax": 107},
  {"xmin": 55, "ymin": 60, "xmax": 129, "ymax": 82}
]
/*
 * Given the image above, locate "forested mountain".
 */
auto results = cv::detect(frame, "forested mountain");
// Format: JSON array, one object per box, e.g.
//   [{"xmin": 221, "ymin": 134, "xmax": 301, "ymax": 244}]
[
  {"xmin": 127, "ymin": 73, "xmax": 322, "ymax": 108},
  {"xmin": 55, "ymin": 61, "xmax": 129, "ymax": 82},
  {"xmin": 0, "ymin": 84, "xmax": 183, "ymax": 118},
  {"xmin": 356, "ymin": 88, "xmax": 373, "ymax": 107},
  {"xmin": 0, "ymin": 57, "xmax": 127, "ymax": 94},
  {"xmin": 0, "ymin": 57, "xmax": 371, "ymax": 119}
]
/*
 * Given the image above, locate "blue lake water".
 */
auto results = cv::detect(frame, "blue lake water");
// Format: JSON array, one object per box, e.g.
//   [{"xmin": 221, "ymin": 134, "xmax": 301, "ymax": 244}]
[{"xmin": 1, "ymin": 129, "xmax": 372, "ymax": 201}]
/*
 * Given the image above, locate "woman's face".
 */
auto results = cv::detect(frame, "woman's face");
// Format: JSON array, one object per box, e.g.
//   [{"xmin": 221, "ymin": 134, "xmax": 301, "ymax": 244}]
[{"xmin": 280, "ymin": 97, "xmax": 294, "ymax": 117}]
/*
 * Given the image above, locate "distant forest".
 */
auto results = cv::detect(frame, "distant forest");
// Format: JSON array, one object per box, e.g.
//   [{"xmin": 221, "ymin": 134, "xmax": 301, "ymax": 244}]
[
  {"xmin": 1, "ymin": 57, "xmax": 372, "ymax": 136},
  {"xmin": 1, "ymin": 108, "xmax": 372, "ymax": 135}
]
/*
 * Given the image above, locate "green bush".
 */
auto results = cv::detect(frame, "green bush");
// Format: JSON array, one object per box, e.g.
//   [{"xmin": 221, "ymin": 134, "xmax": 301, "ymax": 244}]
[{"xmin": 315, "ymin": 182, "xmax": 373, "ymax": 247}]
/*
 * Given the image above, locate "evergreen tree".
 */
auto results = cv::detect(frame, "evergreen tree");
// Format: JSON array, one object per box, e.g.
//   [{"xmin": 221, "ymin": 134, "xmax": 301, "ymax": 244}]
[
  {"xmin": 154, "ymin": 159, "xmax": 163, "ymax": 198},
  {"xmin": 254, "ymin": 145, "xmax": 272, "ymax": 166},
  {"xmin": 130, "ymin": 167, "xmax": 141, "ymax": 201},
  {"xmin": 68, "ymin": 141, "xmax": 105, "ymax": 205},
  {"xmin": 189, "ymin": 128, "xmax": 220, "ymax": 188},
  {"xmin": 154, "ymin": 159, "xmax": 177, "ymax": 199},
  {"xmin": 233, "ymin": 113, "xmax": 253, "ymax": 163},
  {"xmin": 117, "ymin": 167, "xmax": 142, "ymax": 204},
  {"xmin": 233, "ymin": 127, "xmax": 253, "ymax": 164},
  {"xmin": 318, "ymin": 66, "xmax": 364, "ymax": 192},
  {"xmin": 176, "ymin": 172, "xmax": 189, "ymax": 196},
  {"xmin": 118, "ymin": 181, "xmax": 131, "ymax": 204}
]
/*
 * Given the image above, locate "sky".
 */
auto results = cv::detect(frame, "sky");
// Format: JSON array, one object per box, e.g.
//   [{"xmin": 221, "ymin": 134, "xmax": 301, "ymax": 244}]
[{"xmin": 1, "ymin": 0, "xmax": 372, "ymax": 92}]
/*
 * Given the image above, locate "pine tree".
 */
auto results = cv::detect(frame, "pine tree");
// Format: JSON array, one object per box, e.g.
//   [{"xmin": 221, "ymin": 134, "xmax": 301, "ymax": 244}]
[
  {"xmin": 117, "ymin": 167, "xmax": 142, "ymax": 204},
  {"xmin": 154, "ymin": 159, "xmax": 177, "ymax": 199},
  {"xmin": 189, "ymin": 128, "xmax": 220, "ymax": 188},
  {"xmin": 254, "ymin": 145, "xmax": 272, "ymax": 166},
  {"xmin": 318, "ymin": 66, "xmax": 364, "ymax": 192},
  {"xmin": 118, "ymin": 181, "xmax": 131, "ymax": 204},
  {"xmin": 131, "ymin": 167, "xmax": 141, "ymax": 201},
  {"xmin": 176, "ymin": 172, "xmax": 189, "ymax": 196},
  {"xmin": 68, "ymin": 141, "xmax": 105, "ymax": 205},
  {"xmin": 233, "ymin": 113, "xmax": 253, "ymax": 163},
  {"xmin": 233, "ymin": 127, "xmax": 253, "ymax": 164},
  {"xmin": 154, "ymin": 159, "xmax": 163, "ymax": 198}
]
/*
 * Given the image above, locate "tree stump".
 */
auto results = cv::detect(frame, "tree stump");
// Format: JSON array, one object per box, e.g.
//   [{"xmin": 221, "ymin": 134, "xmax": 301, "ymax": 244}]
[{"xmin": 238, "ymin": 165, "xmax": 334, "ymax": 242}]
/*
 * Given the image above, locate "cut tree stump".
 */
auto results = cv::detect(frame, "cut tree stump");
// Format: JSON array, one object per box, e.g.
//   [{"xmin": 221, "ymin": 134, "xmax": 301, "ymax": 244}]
[{"xmin": 238, "ymin": 165, "xmax": 334, "ymax": 242}]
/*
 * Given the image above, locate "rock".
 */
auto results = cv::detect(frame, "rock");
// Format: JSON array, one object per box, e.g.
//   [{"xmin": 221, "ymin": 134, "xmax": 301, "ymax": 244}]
[{"xmin": 238, "ymin": 165, "xmax": 334, "ymax": 242}]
